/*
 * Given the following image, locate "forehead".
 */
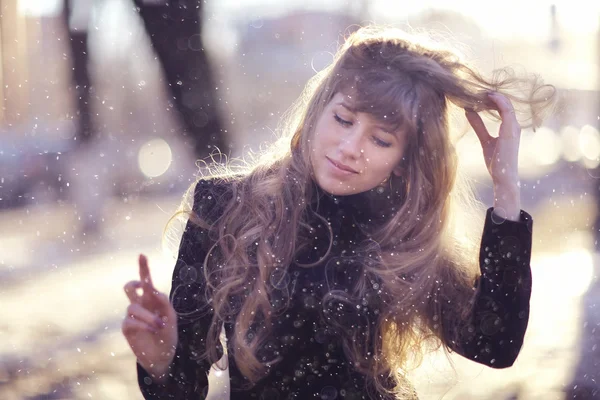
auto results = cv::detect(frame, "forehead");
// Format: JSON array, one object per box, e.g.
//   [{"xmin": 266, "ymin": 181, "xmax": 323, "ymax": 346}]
[{"xmin": 330, "ymin": 93, "xmax": 357, "ymax": 112}]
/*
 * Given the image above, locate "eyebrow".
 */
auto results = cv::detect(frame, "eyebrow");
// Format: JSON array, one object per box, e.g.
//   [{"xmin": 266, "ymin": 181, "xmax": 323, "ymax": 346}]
[
  {"xmin": 378, "ymin": 129, "xmax": 395, "ymax": 137},
  {"xmin": 338, "ymin": 101, "xmax": 357, "ymax": 113},
  {"xmin": 337, "ymin": 102, "xmax": 395, "ymax": 137}
]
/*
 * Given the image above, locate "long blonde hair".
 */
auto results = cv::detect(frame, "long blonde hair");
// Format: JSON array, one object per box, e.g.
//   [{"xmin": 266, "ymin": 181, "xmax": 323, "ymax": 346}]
[{"xmin": 168, "ymin": 26, "xmax": 555, "ymax": 397}]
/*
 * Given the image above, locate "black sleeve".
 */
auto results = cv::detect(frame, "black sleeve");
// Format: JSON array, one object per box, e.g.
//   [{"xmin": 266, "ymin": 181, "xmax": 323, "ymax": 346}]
[
  {"xmin": 443, "ymin": 207, "xmax": 533, "ymax": 368},
  {"xmin": 136, "ymin": 178, "xmax": 230, "ymax": 399}
]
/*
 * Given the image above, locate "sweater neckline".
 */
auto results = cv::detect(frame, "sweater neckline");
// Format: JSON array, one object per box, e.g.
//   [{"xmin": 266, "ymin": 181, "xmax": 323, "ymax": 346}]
[{"xmin": 310, "ymin": 181, "xmax": 399, "ymax": 229}]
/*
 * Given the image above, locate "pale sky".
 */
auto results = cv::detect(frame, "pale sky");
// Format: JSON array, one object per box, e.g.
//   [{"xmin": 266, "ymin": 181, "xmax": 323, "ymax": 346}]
[
  {"xmin": 17, "ymin": 0, "xmax": 598, "ymax": 90},
  {"xmin": 207, "ymin": 0, "xmax": 599, "ymax": 37},
  {"xmin": 19, "ymin": 0, "xmax": 600, "ymax": 38}
]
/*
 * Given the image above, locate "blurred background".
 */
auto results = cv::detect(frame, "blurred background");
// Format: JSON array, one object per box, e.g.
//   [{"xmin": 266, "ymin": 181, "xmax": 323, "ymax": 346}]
[{"xmin": 0, "ymin": 0, "xmax": 599, "ymax": 399}]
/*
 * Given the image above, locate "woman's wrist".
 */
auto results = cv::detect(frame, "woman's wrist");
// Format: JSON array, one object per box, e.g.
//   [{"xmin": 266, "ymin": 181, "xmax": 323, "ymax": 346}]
[
  {"xmin": 492, "ymin": 182, "xmax": 521, "ymax": 221},
  {"xmin": 139, "ymin": 358, "xmax": 173, "ymax": 384}
]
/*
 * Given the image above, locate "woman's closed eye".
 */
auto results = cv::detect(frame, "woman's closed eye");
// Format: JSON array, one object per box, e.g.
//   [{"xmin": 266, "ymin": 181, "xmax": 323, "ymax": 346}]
[
  {"xmin": 372, "ymin": 137, "xmax": 392, "ymax": 148},
  {"xmin": 335, "ymin": 114, "xmax": 392, "ymax": 148},
  {"xmin": 334, "ymin": 114, "xmax": 352, "ymax": 127}
]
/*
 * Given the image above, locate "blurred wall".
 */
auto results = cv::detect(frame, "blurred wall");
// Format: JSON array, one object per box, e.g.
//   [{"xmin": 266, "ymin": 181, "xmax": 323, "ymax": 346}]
[
  {"xmin": 0, "ymin": 5, "xmax": 73, "ymax": 136},
  {"xmin": 0, "ymin": 0, "xmax": 30, "ymax": 126}
]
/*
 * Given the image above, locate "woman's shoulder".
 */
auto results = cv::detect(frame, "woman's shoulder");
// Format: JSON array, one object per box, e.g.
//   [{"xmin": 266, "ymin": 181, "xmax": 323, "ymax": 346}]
[
  {"xmin": 189, "ymin": 173, "xmax": 244, "ymax": 220},
  {"xmin": 192, "ymin": 175, "xmax": 236, "ymax": 201}
]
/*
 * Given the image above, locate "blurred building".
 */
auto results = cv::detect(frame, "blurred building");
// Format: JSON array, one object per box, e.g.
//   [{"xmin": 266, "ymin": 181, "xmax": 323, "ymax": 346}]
[
  {"xmin": 0, "ymin": 0, "xmax": 30, "ymax": 127},
  {"xmin": 0, "ymin": 2, "xmax": 74, "ymax": 134},
  {"xmin": 0, "ymin": 4, "xmax": 77, "ymax": 209},
  {"xmin": 227, "ymin": 9, "xmax": 359, "ymax": 155},
  {"xmin": 0, "ymin": 1, "xmax": 196, "ymax": 212},
  {"xmin": 1, "ymin": 2, "xmax": 599, "ymax": 209}
]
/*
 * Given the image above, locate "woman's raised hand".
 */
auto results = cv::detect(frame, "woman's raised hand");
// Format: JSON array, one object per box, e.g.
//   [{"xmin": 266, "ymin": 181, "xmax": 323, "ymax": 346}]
[
  {"xmin": 465, "ymin": 92, "xmax": 522, "ymax": 220},
  {"xmin": 122, "ymin": 254, "xmax": 178, "ymax": 381},
  {"xmin": 465, "ymin": 92, "xmax": 521, "ymax": 188}
]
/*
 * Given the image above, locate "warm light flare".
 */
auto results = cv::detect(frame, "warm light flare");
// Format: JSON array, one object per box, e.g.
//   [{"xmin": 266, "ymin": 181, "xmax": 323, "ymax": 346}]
[
  {"xmin": 579, "ymin": 125, "xmax": 600, "ymax": 169},
  {"xmin": 137, "ymin": 139, "xmax": 173, "ymax": 178}
]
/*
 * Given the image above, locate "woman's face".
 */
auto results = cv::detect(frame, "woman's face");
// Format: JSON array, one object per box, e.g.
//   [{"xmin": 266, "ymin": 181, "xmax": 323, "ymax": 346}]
[{"xmin": 310, "ymin": 93, "xmax": 406, "ymax": 196}]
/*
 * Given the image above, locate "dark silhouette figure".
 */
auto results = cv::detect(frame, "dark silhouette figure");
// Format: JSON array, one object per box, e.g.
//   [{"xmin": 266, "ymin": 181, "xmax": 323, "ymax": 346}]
[{"xmin": 61, "ymin": 0, "xmax": 228, "ymax": 159}]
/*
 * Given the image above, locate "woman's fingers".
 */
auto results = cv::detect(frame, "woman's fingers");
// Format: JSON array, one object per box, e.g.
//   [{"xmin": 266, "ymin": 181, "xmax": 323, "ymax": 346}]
[
  {"xmin": 138, "ymin": 254, "xmax": 155, "ymax": 293},
  {"xmin": 127, "ymin": 303, "xmax": 166, "ymax": 329},
  {"xmin": 487, "ymin": 92, "xmax": 521, "ymax": 138},
  {"xmin": 122, "ymin": 314, "xmax": 160, "ymax": 336},
  {"xmin": 125, "ymin": 255, "xmax": 175, "ymax": 327},
  {"xmin": 124, "ymin": 279, "xmax": 171, "ymax": 314},
  {"xmin": 465, "ymin": 109, "xmax": 493, "ymax": 146},
  {"xmin": 124, "ymin": 281, "xmax": 142, "ymax": 304}
]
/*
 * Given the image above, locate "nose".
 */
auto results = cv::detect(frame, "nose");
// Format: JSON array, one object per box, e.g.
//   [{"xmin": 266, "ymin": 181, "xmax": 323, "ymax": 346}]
[{"xmin": 338, "ymin": 130, "xmax": 363, "ymax": 159}]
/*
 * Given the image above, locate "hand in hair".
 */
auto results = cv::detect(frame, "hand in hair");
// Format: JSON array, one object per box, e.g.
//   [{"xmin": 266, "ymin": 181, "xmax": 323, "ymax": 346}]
[
  {"xmin": 466, "ymin": 92, "xmax": 522, "ymax": 220},
  {"xmin": 122, "ymin": 254, "xmax": 178, "ymax": 382}
]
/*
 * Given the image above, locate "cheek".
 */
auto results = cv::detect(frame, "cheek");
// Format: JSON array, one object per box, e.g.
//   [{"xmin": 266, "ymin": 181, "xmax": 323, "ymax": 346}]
[
  {"xmin": 365, "ymin": 154, "xmax": 401, "ymax": 177},
  {"xmin": 313, "ymin": 119, "xmax": 338, "ymax": 146}
]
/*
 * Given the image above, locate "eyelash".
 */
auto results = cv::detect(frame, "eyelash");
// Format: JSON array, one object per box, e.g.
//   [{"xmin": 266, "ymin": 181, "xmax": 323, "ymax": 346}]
[
  {"xmin": 334, "ymin": 114, "xmax": 352, "ymax": 127},
  {"xmin": 373, "ymin": 137, "xmax": 392, "ymax": 148},
  {"xmin": 334, "ymin": 114, "xmax": 392, "ymax": 148}
]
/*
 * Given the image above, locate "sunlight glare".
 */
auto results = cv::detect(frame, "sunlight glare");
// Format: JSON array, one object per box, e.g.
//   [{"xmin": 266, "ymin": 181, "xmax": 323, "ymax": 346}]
[
  {"xmin": 534, "ymin": 249, "xmax": 595, "ymax": 297},
  {"xmin": 531, "ymin": 127, "xmax": 561, "ymax": 166},
  {"xmin": 579, "ymin": 125, "xmax": 600, "ymax": 169},
  {"xmin": 561, "ymin": 125, "xmax": 583, "ymax": 162},
  {"xmin": 138, "ymin": 138, "xmax": 173, "ymax": 178}
]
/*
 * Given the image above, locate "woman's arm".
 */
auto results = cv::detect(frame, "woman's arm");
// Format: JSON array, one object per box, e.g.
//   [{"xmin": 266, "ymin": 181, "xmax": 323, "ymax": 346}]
[
  {"xmin": 137, "ymin": 179, "xmax": 229, "ymax": 398},
  {"xmin": 449, "ymin": 93, "xmax": 533, "ymax": 367},
  {"xmin": 442, "ymin": 207, "xmax": 533, "ymax": 368}
]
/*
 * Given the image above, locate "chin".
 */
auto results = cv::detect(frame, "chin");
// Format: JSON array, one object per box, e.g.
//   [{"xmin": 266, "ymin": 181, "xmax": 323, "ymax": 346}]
[
  {"xmin": 315, "ymin": 177, "xmax": 365, "ymax": 196},
  {"xmin": 323, "ymin": 187, "xmax": 356, "ymax": 196}
]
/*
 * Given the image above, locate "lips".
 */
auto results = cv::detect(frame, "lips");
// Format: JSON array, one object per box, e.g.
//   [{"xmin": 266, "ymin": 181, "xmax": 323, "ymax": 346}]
[{"xmin": 326, "ymin": 157, "xmax": 358, "ymax": 174}]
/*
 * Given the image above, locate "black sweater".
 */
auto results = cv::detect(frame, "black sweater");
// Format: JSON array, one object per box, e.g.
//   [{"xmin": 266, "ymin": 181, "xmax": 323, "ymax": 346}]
[{"xmin": 137, "ymin": 178, "xmax": 533, "ymax": 399}]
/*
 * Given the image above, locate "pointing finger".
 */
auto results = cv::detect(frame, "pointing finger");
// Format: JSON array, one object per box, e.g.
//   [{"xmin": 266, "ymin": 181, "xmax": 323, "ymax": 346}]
[{"xmin": 138, "ymin": 254, "xmax": 155, "ymax": 293}]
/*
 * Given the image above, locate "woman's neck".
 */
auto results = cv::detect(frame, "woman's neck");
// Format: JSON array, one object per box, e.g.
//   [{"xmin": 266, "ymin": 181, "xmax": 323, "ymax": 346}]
[{"xmin": 310, "ymin": 181, "xmax": 397, "ymax": 228}]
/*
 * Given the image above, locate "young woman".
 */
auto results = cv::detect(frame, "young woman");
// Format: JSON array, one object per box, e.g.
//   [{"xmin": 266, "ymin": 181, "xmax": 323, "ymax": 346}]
[{"xmin": 122, "ymin": 26, "xmax": 554, "ymax": 399}]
